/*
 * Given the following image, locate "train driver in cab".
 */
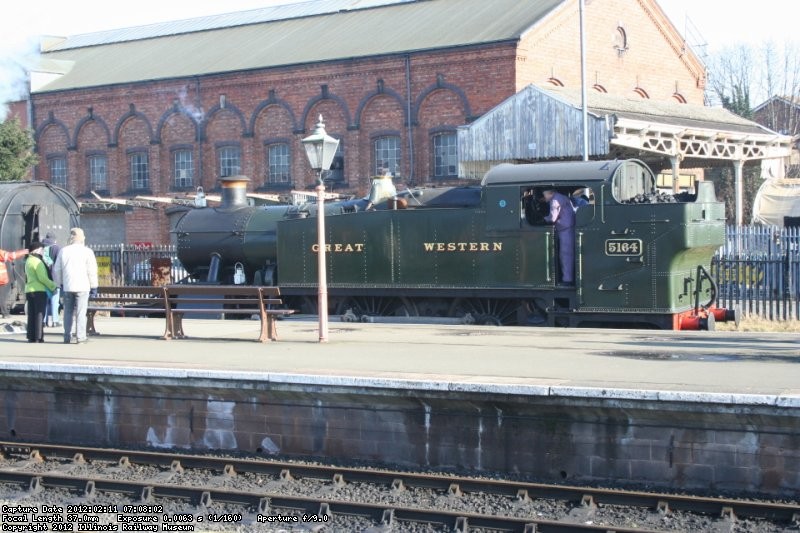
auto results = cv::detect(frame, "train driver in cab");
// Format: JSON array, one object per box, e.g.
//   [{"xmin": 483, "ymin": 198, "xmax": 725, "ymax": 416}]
[
  {"xmin": 364, "ymin": 166, "xmax": 397, "ymax": 210},
  {"xmin": 543, "ymin": 188, "xmax": 576, "ymax": 287}
]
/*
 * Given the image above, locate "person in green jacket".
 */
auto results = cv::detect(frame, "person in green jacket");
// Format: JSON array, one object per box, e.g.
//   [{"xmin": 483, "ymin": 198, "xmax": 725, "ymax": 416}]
[{"xmin": 25, "ymin": 241, "xmax": 56, "ymax": 343}]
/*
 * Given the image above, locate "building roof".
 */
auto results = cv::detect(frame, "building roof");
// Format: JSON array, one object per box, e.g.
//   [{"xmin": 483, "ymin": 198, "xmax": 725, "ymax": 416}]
[
  {"xmin": 35, "ymin": 0, "xmax": 563, "ymax": 93},
  {"xmin": 541, "ymin": 86, "xmax": 772, "ymax": 136},
  {"xmin": 481, "ymin": 160, "xmax": 636, "ymax": 187},
  {"xmin": 752, "ymin": 95, "xmax": 800, "ymax": 114}
]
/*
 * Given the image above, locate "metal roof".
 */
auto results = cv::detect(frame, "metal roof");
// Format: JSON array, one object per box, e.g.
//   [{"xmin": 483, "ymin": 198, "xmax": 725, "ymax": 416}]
[
  {"xmin": 541, "ymin": 86, "xmax": 771, "ymax": 136},
  {"xmin": 481, "ymin": 160, "xmax": 634, "ymax": 186},
  {"xmin": 44, "ymin": 0, "xmax": 416, "ymax": 51},
  {"xmin": 35, "ymin": 0, "xmax": 563, "ymax": 93}
]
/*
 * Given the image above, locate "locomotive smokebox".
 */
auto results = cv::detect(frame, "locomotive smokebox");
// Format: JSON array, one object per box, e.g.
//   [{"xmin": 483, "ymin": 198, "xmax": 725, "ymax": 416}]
[{"xmin": 175, "ymin": 176, "xmax": 288, "ymax": 284}]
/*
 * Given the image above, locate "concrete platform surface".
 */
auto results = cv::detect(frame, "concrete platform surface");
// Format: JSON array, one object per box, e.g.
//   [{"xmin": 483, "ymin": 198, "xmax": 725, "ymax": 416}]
[{"xmin": 1, "ymin": 316, "xmax": 798, "ymax": 404}]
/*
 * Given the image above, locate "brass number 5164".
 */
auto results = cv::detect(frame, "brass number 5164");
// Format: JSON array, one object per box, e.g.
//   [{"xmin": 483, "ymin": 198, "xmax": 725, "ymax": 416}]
[{"xmin": 605, "ymin": 239, "xmax": 642, "ymax": 256}]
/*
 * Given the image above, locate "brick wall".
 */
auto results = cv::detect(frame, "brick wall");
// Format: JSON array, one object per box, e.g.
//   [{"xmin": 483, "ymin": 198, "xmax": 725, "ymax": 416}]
[
  {"xmin": 516, "ymin": 0, "xmax": 705, "ymax": 104},
  {"xmin": 31, "ymin": 44, "xmax": 518, "ymax": 243}
]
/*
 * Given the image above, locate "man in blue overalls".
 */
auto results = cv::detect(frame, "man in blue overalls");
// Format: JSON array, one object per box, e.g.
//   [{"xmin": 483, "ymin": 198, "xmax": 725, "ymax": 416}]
[{"xmin": 543, "ymin": 188, "xmax": 576, "ymax": 286}]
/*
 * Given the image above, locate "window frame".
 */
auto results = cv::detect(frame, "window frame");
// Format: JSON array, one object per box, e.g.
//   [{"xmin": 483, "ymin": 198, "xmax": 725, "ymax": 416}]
[
  {"xmin": 47, "ymin": 154, "xmax": 67, "ymax": 189},
  {"xmin": 87, "ymin": 153, "xmax": 108, "ymax": 192},
  {"xmin": 171, "ymin": 146, "xmax": 195, "ymax": 189},
  {"xmin": 217, "ymin": 143, "xmax": 242, "ymax": 178},
  {"xmin": 128, "ymin": 149, "xmax": 150, "ymax": 191},
  {"xmin": 265, "ymin": 141, "xmax": 292, "ymax": 188},
  {"xmin": 431, "ymin": 131, "xmax": 458, "ymax": 179},
  {"xmin": 372, "ymin": 134, "xmax": 401, "ymax": 178}
]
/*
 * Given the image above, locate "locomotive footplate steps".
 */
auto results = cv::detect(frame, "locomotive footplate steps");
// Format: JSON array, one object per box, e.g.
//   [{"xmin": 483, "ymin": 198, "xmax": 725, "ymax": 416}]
[{"xmin": 0, "ymin": 317, "xmax": 798, "ymax": 497}]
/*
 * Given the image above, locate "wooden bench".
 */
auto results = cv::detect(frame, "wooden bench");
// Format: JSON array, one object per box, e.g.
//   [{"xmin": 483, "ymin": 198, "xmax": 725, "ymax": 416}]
[
  {"xmin": 165, "ymin": 285, "xmax": 294, "ymax": 342},
  {"xmin": 87, "ymin": 286, "xmax": 170, "ymax": 337}
]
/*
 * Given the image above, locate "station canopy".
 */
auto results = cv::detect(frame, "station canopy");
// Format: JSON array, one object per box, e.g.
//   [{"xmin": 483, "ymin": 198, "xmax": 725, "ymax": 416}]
[{"xmin": 458, "ymin": 85, "xmax": 793, "ymax": 179}]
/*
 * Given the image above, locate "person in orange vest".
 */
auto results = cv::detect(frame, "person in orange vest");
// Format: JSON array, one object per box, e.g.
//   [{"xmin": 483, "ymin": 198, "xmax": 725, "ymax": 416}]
[{"xmin": 0, "ymin": 247, "xmax": 29, "ymax": 287}]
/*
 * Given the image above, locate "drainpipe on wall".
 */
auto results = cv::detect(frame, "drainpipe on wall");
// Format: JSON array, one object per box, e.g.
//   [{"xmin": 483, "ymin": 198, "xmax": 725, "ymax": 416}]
[
  {"xmin": 26, "ymin": 73, "xmax": 36, "ymax": 180},
  {"xmin": 195, "ymin": 77, "xmax": 203, "ymax": 186},
  {"xmin": 405, "ymin": 55, "xmax": 415, "ymax": 184}
]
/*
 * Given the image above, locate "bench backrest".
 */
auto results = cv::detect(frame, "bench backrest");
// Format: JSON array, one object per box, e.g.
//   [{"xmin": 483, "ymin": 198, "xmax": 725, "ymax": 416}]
[{"xmin": 165, "ymin": 285, "xmax": 281, "ymax": 298}]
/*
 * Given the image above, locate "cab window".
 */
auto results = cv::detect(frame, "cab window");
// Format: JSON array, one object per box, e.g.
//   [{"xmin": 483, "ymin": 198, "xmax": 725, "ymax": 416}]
[{"xmin": 521, "ymin": 186, "xmax": 594, "ymax": 226}]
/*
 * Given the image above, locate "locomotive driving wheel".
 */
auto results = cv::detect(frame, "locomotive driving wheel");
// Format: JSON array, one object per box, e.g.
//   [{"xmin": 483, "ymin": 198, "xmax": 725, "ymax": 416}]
[
  {"xmin": 449, "ymin": 298, "xmax": 520, "ymax": 326},
  {"xmin": 336, "ymin": 296, "xmax": 417, "ymax": 320}
]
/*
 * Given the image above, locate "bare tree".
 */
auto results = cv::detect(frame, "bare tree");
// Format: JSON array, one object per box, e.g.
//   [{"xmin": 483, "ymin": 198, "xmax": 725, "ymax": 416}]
[{"xmin": 757, "ymin": 41, "xmax": 800, "ymax": 136}]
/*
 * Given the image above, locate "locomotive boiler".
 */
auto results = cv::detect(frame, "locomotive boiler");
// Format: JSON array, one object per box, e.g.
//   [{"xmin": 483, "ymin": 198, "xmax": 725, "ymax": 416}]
[
  {"xmin": 173, "ymin": 160, "xmax": 736, "ymax": 330},
  {"xmin": 0, "ymin": 181, "xmax": 80, "ymax": 316}
]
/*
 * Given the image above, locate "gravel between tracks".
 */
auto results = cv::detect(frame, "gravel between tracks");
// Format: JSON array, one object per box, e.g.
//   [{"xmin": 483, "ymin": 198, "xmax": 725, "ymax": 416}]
[{"xmin": 0, "ymin": 451, "xmax": 797, "ymax": 533}]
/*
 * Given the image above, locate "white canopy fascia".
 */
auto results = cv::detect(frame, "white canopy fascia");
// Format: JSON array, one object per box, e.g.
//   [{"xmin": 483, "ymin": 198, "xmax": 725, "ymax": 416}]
[{"xmin": 612, "ymin": 117, "xmax": 793, "ymax": 162}]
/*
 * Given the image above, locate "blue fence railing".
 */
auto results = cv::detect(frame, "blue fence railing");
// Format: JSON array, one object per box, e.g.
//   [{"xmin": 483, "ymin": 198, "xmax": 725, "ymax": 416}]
[{"xmin": 711, "ymin": 226, "xmax": 800, "ymax": 320}]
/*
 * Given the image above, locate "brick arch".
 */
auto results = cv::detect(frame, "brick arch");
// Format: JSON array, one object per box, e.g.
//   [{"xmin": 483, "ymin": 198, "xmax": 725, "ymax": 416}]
[
  {"xmin": 249, "ymin": 93, "xmax": 299, "ymax": 135},
  {"xmin": 412, "ymin": 80, "xmax": 471, "ymax": 125},
  {"xmin": 354, "ymin": 83, "xmax": 408, "ymax": 128},
  {"xmin": 300, "ymin": 90, "xmax": 352, "ymax": 133},
  {"xmin": 200, "ymin": 102, "xmax": 247, "ymax": 140},
  {"xmin": 35, "ymin": 112, "xmax": 71, "ymax": 147},
  {"xmin": 113, "ymin": 105, "xmax": 155, "ymax": 145},
  {"xmin": 156, "ymin": 106, "xmax": 200, "ymax": 142},
  {"xmin": 73, "ymin": 111, "xmax": 111, "ymax": 149}
]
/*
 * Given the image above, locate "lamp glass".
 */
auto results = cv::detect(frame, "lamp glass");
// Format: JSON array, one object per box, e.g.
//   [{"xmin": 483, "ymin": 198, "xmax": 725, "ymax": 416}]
[{"xmin": 302, "ymin": 115, "xmax": 340, "ymax": 173}]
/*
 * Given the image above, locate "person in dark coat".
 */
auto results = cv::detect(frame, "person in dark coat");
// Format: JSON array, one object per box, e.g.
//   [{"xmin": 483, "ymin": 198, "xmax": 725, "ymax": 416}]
[
  {"xmin": 543, "ymin": 189, "xmax": 576, "ymax": 286},
  {"xmin": 24, "ymin": 242, "xmax": 56, "ymax": 343},
  {"xmin": 42, "ymin": 233, "xmax": 62, "ymax": 327}
]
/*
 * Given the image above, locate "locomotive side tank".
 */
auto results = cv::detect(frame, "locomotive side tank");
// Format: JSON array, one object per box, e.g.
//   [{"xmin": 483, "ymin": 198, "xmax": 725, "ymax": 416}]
[{"xmin": 0, "ymin": 181, "xmax": 80, "ymax": 315}]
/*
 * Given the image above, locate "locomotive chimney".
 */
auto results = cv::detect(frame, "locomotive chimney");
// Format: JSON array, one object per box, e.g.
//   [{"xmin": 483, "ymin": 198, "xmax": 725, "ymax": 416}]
[{"xmin": 219, "ymin": 176, "xmax": 250, "ymax": 210}]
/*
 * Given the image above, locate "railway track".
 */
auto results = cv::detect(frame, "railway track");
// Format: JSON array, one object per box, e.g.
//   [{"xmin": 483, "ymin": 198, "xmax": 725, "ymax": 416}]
[{"xmin": 0, "ymin": 441, "xmax": 797, "ymax": 532}]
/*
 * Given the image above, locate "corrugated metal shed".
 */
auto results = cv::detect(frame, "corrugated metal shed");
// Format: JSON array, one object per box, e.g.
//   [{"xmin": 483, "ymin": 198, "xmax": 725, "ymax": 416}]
[
  {"xmin": 457, "ymin": 85, "xmax": 609, "ymax": 178},
  {"xmin": 35, "ymin": 0, "xmax": 563, "ymax": 93}
]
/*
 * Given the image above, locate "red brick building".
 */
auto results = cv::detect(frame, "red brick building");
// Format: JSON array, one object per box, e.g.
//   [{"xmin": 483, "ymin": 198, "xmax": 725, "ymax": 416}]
[{"xmin": 20, "ymin": 0, "xmax": 705, "ymax": 244}]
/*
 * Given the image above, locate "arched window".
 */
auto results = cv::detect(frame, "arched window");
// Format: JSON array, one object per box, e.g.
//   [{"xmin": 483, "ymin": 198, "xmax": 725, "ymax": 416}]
[
  {"xmin": 592, "ymin": 84, "xmax": 608, "ymax": 93},
  {"xmin": 633, "ymin": 87, "xmax": 650, "ymax": 99},
  {"xmin": 614, "ymin": 26, "xmax": 628, "ymax": 55},
  {"xmin": 546, "ymin": 77, "xmax": 564, "ymax": 87}
]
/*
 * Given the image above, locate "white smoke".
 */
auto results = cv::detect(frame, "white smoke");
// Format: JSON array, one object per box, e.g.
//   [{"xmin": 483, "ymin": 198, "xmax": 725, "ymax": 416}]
[
  {"xmin": 176, "ymin": 85, "xmax": 205, "ymax": 123},
  {"xmin": 0, "ymin": 35, "xmax": 39, "ymax": 122}
]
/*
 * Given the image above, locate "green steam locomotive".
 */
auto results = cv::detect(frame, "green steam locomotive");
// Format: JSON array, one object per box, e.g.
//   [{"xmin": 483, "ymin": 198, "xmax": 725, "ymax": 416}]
[{"xmin": 175, "ymin": 159, "xmax": 735, "ymax": 330}]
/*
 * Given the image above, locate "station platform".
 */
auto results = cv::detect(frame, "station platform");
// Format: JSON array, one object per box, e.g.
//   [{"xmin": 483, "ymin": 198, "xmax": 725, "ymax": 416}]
[{"xmin": 0, "ymin": 317, "xmax": 798, "ymax": 496}]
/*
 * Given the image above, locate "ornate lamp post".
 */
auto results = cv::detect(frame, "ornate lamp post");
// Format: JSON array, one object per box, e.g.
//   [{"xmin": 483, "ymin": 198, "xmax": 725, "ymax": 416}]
[{"xmin": 301, "ymin": 115, "xmax": 340, "ymax": 343}]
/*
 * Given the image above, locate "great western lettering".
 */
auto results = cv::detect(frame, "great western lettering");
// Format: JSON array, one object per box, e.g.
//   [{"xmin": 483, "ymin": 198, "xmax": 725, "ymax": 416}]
[
  {"xmin": 311, "ymin": 243, "xmax": 365, "ymax": 253},
  {"xmin": 422, "ymin": 242, "xmax": 503, "ymax": 252}
]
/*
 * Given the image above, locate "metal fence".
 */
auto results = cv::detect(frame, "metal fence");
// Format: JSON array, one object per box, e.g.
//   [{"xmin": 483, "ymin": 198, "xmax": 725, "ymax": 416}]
[
  {"xmin": 711, "ymin": 226, "xmax": 800, "ymax": 320},
  {"xmin": 89, "ymin": 244, "xmax": 188, "ymax": 286}
]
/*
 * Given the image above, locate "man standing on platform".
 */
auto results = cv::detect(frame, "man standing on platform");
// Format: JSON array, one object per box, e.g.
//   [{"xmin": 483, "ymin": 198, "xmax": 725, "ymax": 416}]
[
  {"xmin": 53, "ymin": 228, "xmax": 98, "ymax": 344},
  {"xmin": 543, "ymin": 188, "xmax": 576, "ymax": 286}
]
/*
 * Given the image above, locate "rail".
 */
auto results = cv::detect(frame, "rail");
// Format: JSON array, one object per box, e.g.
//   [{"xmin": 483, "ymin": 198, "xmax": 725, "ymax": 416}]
[{"xmin": 0, "ymin": 442, "xmax": 796, "ymax": 527}]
